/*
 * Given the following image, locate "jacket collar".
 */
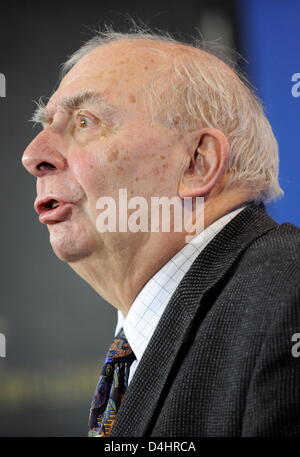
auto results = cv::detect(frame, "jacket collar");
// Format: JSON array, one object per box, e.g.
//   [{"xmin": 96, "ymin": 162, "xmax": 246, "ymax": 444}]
[{"xmin": 110, "ymin": 201, "xmax": 277, "ymax": 436}]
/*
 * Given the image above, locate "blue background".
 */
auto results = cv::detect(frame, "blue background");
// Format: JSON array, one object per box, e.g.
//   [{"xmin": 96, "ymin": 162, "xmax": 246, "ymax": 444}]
[{"xmin": 237, "ymin": 0, "xmax": 300, "ymax": 225}]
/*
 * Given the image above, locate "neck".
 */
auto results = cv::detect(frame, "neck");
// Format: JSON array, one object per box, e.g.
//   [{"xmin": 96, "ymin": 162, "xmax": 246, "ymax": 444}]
[{"xmin": 68, "ymin": 190, "xmax": 251, "ymax": 316}]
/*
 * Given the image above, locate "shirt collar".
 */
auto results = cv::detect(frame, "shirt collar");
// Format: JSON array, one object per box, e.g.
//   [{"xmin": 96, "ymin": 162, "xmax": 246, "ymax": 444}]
[{"xmin": 115, "ymin": 205, "xmax": 247, "ymax": 361}]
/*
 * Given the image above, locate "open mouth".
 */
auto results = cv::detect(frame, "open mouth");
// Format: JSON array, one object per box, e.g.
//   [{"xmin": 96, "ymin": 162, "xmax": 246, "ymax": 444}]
[
  {"xmin": 35, "ymin": 197, "xmax": 73, "ymax": 224},
  {"xmin": 42, "ymin": 199, "xmax": 61, "ymax": 211}
]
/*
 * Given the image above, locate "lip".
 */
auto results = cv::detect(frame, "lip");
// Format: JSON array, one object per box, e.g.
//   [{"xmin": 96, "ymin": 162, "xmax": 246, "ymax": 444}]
[{"xmin": 35, "ymin": 197, "xmax": 74, "ymax": 224}]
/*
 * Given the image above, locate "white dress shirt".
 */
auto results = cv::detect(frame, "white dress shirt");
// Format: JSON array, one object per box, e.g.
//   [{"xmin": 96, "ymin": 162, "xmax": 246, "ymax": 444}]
[{"xmin": 115, "ymin": 205, "xmax": 246, "ymax": 385}]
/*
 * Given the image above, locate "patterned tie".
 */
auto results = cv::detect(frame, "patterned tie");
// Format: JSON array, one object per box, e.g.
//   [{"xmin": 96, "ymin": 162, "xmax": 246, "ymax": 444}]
[{"xmin": 88, "ymin": 328, "xmax": 136, "ymax": 437}]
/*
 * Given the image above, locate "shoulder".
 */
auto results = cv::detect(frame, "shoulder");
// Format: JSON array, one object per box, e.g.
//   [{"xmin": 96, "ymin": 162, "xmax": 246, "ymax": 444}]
[
  {"xmin": 237, "ymin": 220, "xmax": 300, "ymax": 288},
  {"xmin": 208, "ymin": 217, "xmax": 300, "ymax": 333}
]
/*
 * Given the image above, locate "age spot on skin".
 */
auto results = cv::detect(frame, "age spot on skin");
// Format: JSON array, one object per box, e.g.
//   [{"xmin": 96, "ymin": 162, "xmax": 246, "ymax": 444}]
[
  {"xmin": 108, "ymin": 150, "xmax": 119, "ymax": 162},
  {"xmin": 174, "ymin": 116, "xmax": 181, "ymax": 126},
  {"xmin": 160, "ymin": 155, "xmax": 166, "ymax": 160},
  {"xmin": 129, "ymin": 95, "xmax": 136, "ymax": 103}
]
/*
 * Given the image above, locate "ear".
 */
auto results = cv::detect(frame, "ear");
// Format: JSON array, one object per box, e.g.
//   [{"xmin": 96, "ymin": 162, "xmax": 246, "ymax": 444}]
[{"xmin": 178, "ymin": 128, "xmax": 229, "ymax": 198}]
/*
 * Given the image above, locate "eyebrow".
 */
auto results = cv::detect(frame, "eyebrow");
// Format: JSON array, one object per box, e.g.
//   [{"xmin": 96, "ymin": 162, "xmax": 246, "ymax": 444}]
[{"xmin": 31, "ymin": 90, "xmax": 113, "ymax": 126}]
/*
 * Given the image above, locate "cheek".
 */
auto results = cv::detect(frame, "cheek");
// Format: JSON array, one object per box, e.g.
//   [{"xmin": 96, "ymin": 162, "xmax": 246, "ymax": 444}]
[
  {"xmin": 124, "ymin": 140, "xmax": 177, "ymax": 194},
  {"xmin": 69, "ymin": 141, "xmax": 106, "ymax": 181},
  {"xmin": 68, "ymin": 142, "xmax": 134, "ymax": 200},
  {"xmin": 67, "ymin": 134, "xmax": 181, "ymax": 202}
]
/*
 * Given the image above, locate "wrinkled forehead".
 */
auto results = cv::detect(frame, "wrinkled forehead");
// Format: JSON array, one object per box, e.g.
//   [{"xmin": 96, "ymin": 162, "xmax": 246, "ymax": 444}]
[
  {"xmin": 51, "ymin": 41, "xmax": 172, "ymax": 111},
  {"xmin": 63, "ymin": 40, "xmax": 172, "ymax": 80}
]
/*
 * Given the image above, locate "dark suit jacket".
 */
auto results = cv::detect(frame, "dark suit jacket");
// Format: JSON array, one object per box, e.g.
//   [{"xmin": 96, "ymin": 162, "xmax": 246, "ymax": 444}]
[{"xmin": 110, "ymin": 202, "xmax": 300, "ymax": 437}]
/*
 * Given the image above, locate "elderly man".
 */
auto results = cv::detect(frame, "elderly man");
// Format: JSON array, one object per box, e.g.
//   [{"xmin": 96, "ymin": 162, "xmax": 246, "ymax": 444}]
[{"xmin": 22, "ymin": 29, "xmax": 300, "ymax": 437}]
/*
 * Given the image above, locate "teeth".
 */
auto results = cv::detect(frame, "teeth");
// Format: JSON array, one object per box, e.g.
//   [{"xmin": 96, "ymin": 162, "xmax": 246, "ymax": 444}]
[{"xmin": 51, "ymin": 201, "xmax": 60, "ymax": 209}]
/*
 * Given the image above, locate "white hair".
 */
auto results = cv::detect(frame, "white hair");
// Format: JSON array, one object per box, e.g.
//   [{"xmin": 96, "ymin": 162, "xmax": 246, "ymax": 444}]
[{"xmin": 61, "ymin": 26, "xmax": 283, "ymax": 203}]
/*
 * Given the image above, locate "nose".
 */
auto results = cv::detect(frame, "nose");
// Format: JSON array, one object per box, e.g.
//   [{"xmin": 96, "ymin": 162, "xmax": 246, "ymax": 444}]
[{"xmin": 22, "ymin": 129, "xmax": 67, "ymax": 177}]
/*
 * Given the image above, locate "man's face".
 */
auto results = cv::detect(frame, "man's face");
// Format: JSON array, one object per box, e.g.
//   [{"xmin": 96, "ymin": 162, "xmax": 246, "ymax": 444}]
[{"xmin": 22, "ymin": 42, "xmax": 188, "ymax": 262}]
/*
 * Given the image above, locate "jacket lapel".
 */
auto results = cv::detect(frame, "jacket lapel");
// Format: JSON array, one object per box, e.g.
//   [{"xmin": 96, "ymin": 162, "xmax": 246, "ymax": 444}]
[{"xmin": 110, "ymin": 202, "xmax": 277, "ymax": 436}]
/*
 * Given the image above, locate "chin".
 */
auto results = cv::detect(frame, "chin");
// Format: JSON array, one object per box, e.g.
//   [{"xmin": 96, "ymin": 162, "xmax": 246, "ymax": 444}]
[{"xmin": 48, "ymin": 222, "xmax": 96, "ymax": 263}]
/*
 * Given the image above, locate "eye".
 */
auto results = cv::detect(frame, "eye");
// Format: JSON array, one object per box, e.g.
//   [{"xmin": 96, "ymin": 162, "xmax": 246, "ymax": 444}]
[{"xmin": 77, "ymin": 113, "xmax": 97, "ymax": 130}]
